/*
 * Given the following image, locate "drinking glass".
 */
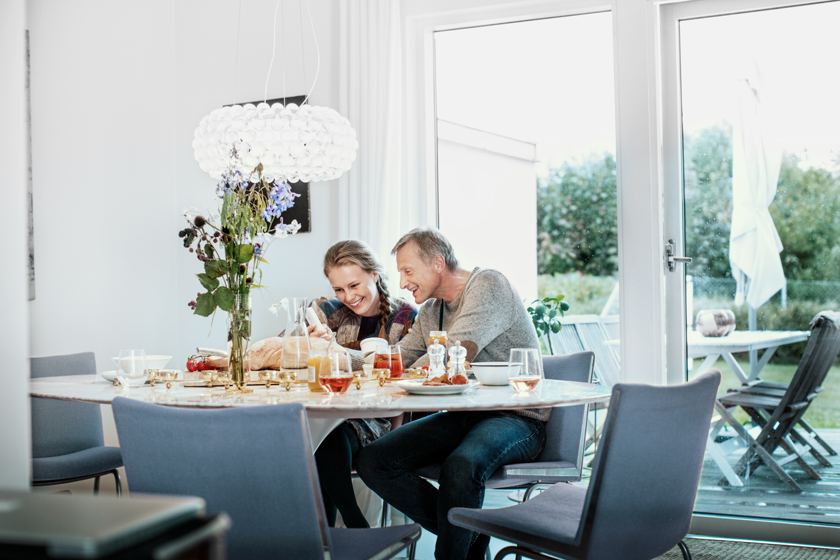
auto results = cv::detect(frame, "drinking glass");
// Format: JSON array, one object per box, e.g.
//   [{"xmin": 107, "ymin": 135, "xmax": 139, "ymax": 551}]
[
  {"xmin": 373, "ymin": 345, "xmax": 404, "ymax": 379},
  {"xmin": 117, "ymin": 349, "xmax": 148, "ymax": 388},
  {"xmin": 508, "ymin": 348, "xmax": 544, "ymax": 392},
  {"xmin": 428, "ymin": 330, "xmax": 448, "ymax": 347},
  {"xmin": 319, "ymin": 347, "xmax": 354, "ymax": 394}
]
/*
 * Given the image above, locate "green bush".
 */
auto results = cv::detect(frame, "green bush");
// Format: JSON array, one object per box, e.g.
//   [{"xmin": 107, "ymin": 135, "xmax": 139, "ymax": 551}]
[{"xmin": 538, "ymin": 273, "xmax": 617, "ymax": 315}]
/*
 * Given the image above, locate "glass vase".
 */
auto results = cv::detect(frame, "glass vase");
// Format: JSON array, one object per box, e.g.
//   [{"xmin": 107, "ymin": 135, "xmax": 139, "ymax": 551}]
[{"xmin": 227, "ymin": 294, "xmax": 252, "ymax": 392}]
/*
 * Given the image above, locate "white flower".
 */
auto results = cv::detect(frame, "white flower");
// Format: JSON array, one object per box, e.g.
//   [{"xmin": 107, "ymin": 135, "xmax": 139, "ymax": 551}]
[{"xmin": 269, "ymin": 298, "xmax": 289, "ymax": 316}]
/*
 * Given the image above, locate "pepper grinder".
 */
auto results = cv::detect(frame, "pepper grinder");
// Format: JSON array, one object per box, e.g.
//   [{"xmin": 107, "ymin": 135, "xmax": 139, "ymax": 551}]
[
  {"xmin": 428, "ymin": 340, "xmax": 446, "ymax": 380},
  {"xmin": 447, "ymin": 341, "xmax": 467, "ymax": 377}
]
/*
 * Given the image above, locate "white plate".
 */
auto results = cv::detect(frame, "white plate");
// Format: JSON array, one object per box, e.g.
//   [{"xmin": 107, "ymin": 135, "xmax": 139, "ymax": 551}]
[
  {"xmin": 393, "ymin": 380, "xmax": 479, "ymax": 395},
  {"xmin": 100, "ymin": 370, "xmax": 151, "ymax": 385}
]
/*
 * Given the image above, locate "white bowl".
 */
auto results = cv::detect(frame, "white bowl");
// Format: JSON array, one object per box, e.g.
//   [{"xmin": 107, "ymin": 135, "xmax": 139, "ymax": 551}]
[
  {"xmin": 111, "ymin": 355, "xmax": 172, "ymax": 370},
  {"xmin": 471, "ymin": 362, "xmax": 521, "ymax": 386},
  {"xmin": 360, "ymin": 338, "xmax": 388, "ymax": 357}
]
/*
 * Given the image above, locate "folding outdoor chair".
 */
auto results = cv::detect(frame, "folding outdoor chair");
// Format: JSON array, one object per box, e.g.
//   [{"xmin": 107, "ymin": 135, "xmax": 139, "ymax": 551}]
[{"xmin": 713, "ymin": 311, "xmax": 840, "ymax": 492}]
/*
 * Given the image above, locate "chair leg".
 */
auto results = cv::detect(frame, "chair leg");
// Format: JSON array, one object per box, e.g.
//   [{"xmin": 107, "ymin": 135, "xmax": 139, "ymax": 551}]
[
  {"xmin": 677, "ymin": 539, "xmax": 692, "ymax": 560},
  {"xmin": 93, "ymin": 475, "xmax": 101, "ymax": 495},
  {"xmin": 407, "ymin": 540, "xmax": 417, "ymax": 560},
  {"xmin": 380, "ymin": 500, "xmax": 389, "ymax": 527},
  {"xmin": 112, "ymin": 469, "xmax": 122, "ymax": 497}
]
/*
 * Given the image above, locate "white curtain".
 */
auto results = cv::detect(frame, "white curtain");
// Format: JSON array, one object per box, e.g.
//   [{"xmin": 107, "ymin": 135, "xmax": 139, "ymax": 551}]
[{"xmin": 338, "ymin": 0, "xmax": 405, "ymax": 293}]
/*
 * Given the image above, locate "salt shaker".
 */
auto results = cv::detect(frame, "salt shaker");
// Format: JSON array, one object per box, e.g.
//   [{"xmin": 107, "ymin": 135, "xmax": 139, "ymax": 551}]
[
  {"xmin": 428, "ymin": 340, "xmax": 446, "ymax": 379},
  {"xmin": 447, "ymin": 341, "xmax": 467, "ymax": 377}
]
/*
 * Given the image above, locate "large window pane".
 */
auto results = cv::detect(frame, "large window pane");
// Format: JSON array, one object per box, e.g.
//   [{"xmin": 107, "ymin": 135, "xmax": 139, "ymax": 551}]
[
  {"xmin": 680, "ymin": 1, "xmax": 840, "ymax": 523},
  {"xmin": 434, "ymin": 12, "xmax": 617, "ymax": 328}
]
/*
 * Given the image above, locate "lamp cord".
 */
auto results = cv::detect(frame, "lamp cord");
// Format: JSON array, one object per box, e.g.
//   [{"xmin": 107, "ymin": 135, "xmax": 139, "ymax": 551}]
[
  {"xmin": 302, "ymin": 0, "xmax": 320, "ymax": 106},
  {"xmin": 233, "ymin": 0, "xmax": 242, "ymax": 104},
  {"xmin": 264, "ymin": 0, "xmax": 282, "ymax": 103},
  {"xmin": 298, "ymin": 0, "xmax": 307, "ymax": 104}
]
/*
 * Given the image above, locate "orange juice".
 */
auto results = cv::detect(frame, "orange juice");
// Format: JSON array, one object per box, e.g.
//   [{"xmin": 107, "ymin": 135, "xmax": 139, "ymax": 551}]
[{"xmin": 307, "ymin": 354, "xmax": 330, "ymax": 392}]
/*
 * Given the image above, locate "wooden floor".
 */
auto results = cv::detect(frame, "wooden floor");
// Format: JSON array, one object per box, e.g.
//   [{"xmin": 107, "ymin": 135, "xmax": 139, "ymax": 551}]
[{"xmin": 694, "ymin": 428, "xmax": 840, "ymax": 524}]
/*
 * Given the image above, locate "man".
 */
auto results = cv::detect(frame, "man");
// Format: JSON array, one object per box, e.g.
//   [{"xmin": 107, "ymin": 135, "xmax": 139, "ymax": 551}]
[{"xmin": 357, "ymin": 227, "xmax": 548, "ymax": 560}]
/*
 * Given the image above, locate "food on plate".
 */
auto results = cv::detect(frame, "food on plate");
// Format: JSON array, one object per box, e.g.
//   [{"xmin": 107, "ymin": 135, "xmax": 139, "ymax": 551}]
[
  {"xmin": 198, "ymin": 336, "xmax": 330, "ymax": 371},
  {"xmin": 422, "ymin": 372, "xmax": 469, "ymax": 386}
]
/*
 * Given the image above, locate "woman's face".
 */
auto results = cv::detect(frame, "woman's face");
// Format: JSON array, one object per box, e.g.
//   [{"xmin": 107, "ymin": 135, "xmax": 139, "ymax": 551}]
[{"xmin": 327, "ymin": 264, "xmax": 381, "ymax": 317}]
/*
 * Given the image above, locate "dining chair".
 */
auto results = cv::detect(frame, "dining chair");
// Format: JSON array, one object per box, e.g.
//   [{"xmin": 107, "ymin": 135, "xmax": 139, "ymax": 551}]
[
  {"xmin": 30, "ymin": 352, "xmax": 123, "ymax": 495},
  {"xmin": 112, "ymin": 397, "xmax": 421, "ymax": 560},
  {"xmin": 447, "ymin": 369, "xmax": 721, "ymax": 560},
  {"xmin": 414, "ymin": 351, "xmax": 596, "ymax": 497},
  {"xmin": 712, "ymin": 311, "xmax": 840, "ymax": 492}
]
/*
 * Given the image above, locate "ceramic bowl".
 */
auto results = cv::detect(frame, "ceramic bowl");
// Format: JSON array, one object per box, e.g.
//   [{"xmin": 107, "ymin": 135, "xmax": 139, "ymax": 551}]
[{"xmin": 471, "ymin": 362, "xmax": 521, "ymax": 386}]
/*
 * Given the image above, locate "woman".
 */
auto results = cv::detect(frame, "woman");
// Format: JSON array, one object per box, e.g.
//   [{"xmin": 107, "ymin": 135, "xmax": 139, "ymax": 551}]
[{"xmin": 311, "ymin": 240, "xmax": 417, "ymax": 529}]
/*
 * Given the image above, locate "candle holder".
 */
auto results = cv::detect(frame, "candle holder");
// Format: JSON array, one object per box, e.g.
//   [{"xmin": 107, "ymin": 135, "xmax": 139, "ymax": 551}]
[
  {"xmin": 374, "ymin": 368, "xmax": 391, "ymax": 388},
  {"xmin": 279, "ymin": 370, "xmax": 297, "ymax": 391}
]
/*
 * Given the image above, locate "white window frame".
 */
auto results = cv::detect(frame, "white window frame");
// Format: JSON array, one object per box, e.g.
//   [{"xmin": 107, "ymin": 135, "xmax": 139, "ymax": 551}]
[{"xmin": 404, "ymin": 0, "xmax": 840, "ymax": 544}]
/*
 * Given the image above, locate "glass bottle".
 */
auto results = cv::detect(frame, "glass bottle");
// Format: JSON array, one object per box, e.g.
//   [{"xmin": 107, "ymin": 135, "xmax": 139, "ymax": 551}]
[
  {"xmin": 227, "ymin": 294, "xmax": 252, "ymax": 391},
  {"xmin": 281, "ymin": 297, "xmax": 311, "ymax": 371}
]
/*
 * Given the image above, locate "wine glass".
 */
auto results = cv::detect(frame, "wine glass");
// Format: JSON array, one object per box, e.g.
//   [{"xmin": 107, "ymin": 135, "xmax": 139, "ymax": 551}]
[
  {"xmin": 374, "ymin": 345, "xmax": 404, "ymax": 379},
  {"xmin": 117, "ymin": 349, "xmax": 148, "ymax": 388},
  {"xmin": 508, "ymin": 348, "xmax": 544, "ymax": 392},
  {"xmin": 319, "ymin": 347, "xmax": 354, "ymax": 395}
]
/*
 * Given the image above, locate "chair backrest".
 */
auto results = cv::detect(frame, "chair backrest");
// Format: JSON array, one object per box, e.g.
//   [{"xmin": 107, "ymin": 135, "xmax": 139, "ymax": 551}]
[
  {"xmin": 112, "ymin": 398, "xmax": 331, "ymax": 559},
  {"xmin": 759, "ymin": 311, "xmax": 840, "ymax": 450},
  {"xmin": 577, "ymin": 370, "xmax": 721, "ymax": 560},
  {"xmin": 30, "ymin": 352, "xmax": 104, "ymax": 458},
  {"xmin": 548, "ymin": 315, "xmax": 621, "ymax": 387},
  {"xmin": 540, "ymin": 352, "xmax": 595, "ymax": 464}
]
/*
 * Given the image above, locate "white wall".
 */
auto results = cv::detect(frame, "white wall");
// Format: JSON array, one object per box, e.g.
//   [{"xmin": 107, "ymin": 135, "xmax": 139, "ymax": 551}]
[
  {"xmin": 437, "ymin": 120, "xmax": 538, "ymax": 302},
  {"xmin": 0, "ymin": 0, "xmax": 32, "ymax": 490},
  {"xmin": 28, "ymin": 0, "xmax": 341, "ymax": 373}
]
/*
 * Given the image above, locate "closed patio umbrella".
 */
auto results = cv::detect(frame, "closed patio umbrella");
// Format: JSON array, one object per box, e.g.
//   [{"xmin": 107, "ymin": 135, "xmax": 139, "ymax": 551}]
[{"xmin": 729, "ymin": 58, "xmax": 785, "ymax": 311}]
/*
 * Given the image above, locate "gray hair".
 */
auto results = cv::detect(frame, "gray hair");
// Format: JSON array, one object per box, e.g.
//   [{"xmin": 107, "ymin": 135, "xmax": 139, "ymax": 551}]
[{"xmin": 391, "ymin": 227, "xmax": 460, "ymax": 271}]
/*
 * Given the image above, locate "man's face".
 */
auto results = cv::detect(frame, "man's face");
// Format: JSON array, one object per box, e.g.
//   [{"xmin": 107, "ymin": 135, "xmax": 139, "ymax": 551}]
[{"xmin": 396, "ymin": 242, "xmax": 442, "ymax": 304}]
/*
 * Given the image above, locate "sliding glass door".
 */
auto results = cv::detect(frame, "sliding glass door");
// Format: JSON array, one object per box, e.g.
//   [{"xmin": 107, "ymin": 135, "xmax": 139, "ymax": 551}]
[{"xmin": 662, "ymin": 0, "xmax": 840, "ymax": 528}]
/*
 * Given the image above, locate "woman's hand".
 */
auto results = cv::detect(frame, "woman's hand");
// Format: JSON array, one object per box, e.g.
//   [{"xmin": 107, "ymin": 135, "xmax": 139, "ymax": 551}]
[{"xmin": 307, "ymin": 323, "xmax": 333, "ymax": 341}]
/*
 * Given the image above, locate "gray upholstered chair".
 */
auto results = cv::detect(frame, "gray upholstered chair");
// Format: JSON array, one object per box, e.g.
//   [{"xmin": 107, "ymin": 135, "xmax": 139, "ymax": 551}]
[
  {"xmin": 448, "ymin": 369, "xmax": 722, "ymax": 560},
  {"xmin": 30, "ymin": 352, "xmax": 123, "ymax": 495},
  {"xmin": 112, "ymin": 398, "xmax": 421, "ymax": 560},
  {"xmin": 415, "ymin": 351, "xmax": 596, "ymax": 497}
]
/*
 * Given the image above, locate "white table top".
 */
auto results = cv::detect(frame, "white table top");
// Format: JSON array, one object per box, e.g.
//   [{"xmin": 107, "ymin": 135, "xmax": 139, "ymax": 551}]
[
  {"xmin": 686, "ymin": 330, "xmax": 809, "ymax": 359},
  {"xmin": 30, "ymin": 375, "xmax": 611, "ymax": 419}
]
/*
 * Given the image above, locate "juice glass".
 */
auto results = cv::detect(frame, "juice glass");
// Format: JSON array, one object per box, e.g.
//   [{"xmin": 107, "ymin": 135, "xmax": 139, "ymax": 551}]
[
  {"xmin": 373, "ymin": 345, "xmax": 404, "ymax": 379},
  {"xmin": 319, "ymin": 348, "xmax": 354, "ymax": 394},
  {"xmin": 428, "ymin": 330, "xmax": 447, "ymax": 347},
  {"xmin": 508, "ymin": 348, "xmax": 544, "ymax": 392}
]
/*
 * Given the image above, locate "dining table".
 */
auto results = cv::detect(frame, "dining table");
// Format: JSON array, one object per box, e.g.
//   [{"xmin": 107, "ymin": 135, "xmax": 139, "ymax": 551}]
[{"xmin": 29, "ymin": 374, "xmax": 612, "ymax": 450}]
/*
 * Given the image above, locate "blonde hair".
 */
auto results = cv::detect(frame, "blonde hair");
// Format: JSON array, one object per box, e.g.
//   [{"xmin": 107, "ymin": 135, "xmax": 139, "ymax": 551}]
[{"xmin": 323, "ymin": 240, "xmax": 392, "ymax": 330}]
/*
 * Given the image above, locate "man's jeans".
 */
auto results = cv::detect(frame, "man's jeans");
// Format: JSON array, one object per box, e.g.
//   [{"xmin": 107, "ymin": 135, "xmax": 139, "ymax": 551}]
[{"xmin": 356, "ymin": 411, "xmax": 546, "ymax": 560}]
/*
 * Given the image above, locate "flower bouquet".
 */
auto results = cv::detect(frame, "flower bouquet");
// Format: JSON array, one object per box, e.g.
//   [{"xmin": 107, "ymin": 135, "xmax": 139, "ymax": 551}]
[{"xmin": 180, "ymin": 161, "xmax": 300, "ymax": 390}]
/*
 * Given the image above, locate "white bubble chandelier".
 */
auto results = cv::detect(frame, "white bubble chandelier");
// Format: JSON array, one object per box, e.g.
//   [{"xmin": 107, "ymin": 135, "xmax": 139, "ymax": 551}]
[
  {"xmin": 191, "ymin": 0, "xmax": 357, "ymax": 184},
  {"xmin": 192, "ymin": 101, "xmax": 357, "ymax": 184}
]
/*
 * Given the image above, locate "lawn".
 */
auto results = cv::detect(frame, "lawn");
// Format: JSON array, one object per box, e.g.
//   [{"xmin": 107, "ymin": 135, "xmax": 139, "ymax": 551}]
[{"xmin": 696, "ymin": 358, "xmax": 840, "ymax": 429}]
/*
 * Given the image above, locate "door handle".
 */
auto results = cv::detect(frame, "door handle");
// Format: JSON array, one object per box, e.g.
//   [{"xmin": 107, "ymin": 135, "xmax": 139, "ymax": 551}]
[{"xmin": 665, "ymin": 239, "xmax": 692, "ymax": 272}]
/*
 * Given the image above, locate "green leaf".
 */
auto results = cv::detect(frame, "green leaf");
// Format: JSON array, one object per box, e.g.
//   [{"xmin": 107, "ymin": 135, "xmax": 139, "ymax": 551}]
[
  {"xmin": 194, "ymin": 292, "xmax": 217, "ymax": 317},
  {"xmin": 204, "ymin": 243, "xmax": 215, "ymax": 257},
  {"xmin": 260, "ymin": 257, "xmax": 270, "ymax": 264},
  {"xmin": 234, "ymin": 244, "xmax": 255, "ymax": 264},
  {"xmin": 205, "ymin": 259, "xmax": 228, "ymax": 279},
  {"xmin": 197, "ymin": 273, "xmax": 219, "ymax": 292},
  {"xmin": 214, "ymin": 286, "xmax": 235, "ymax": 312}
]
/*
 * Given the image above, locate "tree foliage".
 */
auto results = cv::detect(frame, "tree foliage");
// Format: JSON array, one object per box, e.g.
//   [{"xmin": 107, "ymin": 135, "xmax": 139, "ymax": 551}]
[
  {"xmin": 536, "ymin": 126, "xmax": 840, "ymax": 284},
  {"xmin": 536, "ymin": 154, "xmax": 617, "ymax": 276}
]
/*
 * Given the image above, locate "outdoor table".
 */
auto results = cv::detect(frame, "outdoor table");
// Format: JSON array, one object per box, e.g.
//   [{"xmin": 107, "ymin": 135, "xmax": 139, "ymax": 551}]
[{"xmin": 688, "ymin": 330, "xmax": 810, "ymax": 383}]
